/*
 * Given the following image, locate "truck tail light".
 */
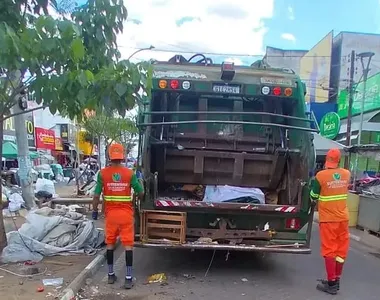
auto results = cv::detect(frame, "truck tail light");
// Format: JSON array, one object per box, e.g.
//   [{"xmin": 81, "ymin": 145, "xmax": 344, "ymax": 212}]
[
  {"xmin": 285, "ymin": 218, "xmax": 301, "ymax": 230},
  {"xmin": 284, "ymin": 87, "xmax": 293, "ymax": 96},
  {"xmin": 159, "ymin": 80, "xmax": 167, "ymax": 89},
  {"xmin": 170, "ymin": 80, "xmax": 179, "ymax": 89},
  {"xmin": 272, "ymin": 86, "xmax": 281, "ymax": 96}
]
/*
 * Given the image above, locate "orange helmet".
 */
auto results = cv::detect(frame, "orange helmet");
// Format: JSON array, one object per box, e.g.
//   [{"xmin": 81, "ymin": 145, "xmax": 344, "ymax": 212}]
[
  {"xmin": 325, "ymin": 148, "xmax": 341, "ymax": 169},
  {"xmin": 108, "ymin": 143, "xmax": 125, "ymax": 161}
]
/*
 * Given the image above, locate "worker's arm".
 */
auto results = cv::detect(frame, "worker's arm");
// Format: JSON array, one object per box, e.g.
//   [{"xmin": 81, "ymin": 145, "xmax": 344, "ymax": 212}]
[
  {"xmin": 92, "ymin": 171, "xmax": 103, "ymax": 212},
  {"xmin": 309, "ymin": 176, "xmax": 321, "ymax": 202},
  {"xmin": 130, "ymin": 173, "xmax": 144, "ymax": 199}
]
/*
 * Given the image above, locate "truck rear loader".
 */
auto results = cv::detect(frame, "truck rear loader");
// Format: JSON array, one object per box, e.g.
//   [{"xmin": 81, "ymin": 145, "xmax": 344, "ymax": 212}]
[{"xmin": 134, "ymin": 54, "xmax": 318, "ymax": 254}]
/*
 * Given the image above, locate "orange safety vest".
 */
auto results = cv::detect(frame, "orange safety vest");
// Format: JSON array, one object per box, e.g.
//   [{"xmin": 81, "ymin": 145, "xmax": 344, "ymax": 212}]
[
  {"xmin": 315, "ymin": 168, "xmax": 350, "ymax": 223},
  {"xmin": 101, "ymin": 166, "xmax": 133, "ymax": 213}
]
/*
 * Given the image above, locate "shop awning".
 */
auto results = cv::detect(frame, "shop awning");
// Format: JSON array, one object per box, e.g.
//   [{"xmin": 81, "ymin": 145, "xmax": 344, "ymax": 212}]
[
  {"xmin": 312, "ymin": 133, "xmax": 347, "ymax": 156},
  {"xmin": 339, "ymin": 110, "xmax": 380, "ymax": 134},
  {"xmin": 2, "ymin": 141, "xmax": 39, "ymax": 159}
]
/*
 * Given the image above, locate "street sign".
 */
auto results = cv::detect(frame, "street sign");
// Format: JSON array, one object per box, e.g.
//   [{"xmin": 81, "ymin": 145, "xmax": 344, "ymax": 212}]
[{"xmin": 320, "ymin": 112, "xmax": 341, "ymax": 139}]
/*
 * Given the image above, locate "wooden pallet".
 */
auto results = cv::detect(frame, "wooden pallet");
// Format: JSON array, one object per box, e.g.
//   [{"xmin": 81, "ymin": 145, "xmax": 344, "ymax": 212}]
[{"xmin": 140, "ymin": 210, "xmax": 187, "ymax": 244}]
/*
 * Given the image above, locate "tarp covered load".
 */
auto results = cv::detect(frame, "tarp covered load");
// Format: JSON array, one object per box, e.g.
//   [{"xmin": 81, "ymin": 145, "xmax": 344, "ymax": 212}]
[{"xmin": 1, "ymin": 207, "xmax": 105, "ymax": 263}]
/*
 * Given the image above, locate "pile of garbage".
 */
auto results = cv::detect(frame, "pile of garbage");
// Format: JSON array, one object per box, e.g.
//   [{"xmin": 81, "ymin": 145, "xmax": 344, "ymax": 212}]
[{"xmin": 1, "ymin": 205, "xmax": 105, "ymax": 263}]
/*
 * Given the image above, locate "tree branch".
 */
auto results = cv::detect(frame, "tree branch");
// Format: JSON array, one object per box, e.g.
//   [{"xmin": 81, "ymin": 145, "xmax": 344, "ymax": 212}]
[{"xmin": 1, "ymin": 105, "xmax": 48, "ymax": 121}]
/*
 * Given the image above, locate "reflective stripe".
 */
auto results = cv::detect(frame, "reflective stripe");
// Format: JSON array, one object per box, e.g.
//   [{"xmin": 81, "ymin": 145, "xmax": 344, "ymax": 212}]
[
  {"xmin": 104, "ymin": 195, "xmax": 132, "ymax": 202},
  {"xmin": 310, "ymin": 190, "xmax": 320, "ymax": 198},
  {"xmin": 336, "ymin": 256, "xmax": 345, "ymax": 263},
  {"xmin": 319, "ymin": 194, "xmax": 347, "ymax": 202}
]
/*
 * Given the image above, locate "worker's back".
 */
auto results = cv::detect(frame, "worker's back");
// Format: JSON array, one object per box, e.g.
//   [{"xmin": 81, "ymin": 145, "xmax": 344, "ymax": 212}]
[{"xmin": 316, "ymin": 167, "xmax": 350, "ymax": 223}]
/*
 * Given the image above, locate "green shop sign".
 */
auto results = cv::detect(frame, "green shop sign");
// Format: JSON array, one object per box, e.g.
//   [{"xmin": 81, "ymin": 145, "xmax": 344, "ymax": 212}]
[
  {"xmin": 337, "ymin": 72, "xmax": 380, "ymax": 118},
  {"xmin": 320, "ymin": 112, "xmax": 341, "ymax": 139}
]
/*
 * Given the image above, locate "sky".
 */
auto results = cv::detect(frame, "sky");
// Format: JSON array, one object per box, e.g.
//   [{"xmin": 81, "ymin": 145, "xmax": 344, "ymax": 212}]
[{"xmin": 117, "ymin": 0, "xmax": 380, "ymax": 65}]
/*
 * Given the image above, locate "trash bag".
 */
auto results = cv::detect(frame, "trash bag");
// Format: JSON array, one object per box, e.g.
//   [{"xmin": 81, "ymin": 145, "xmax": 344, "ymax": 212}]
[{"xmin": 35, "ymin": 178, "xmax": 56, "ymax": 195}]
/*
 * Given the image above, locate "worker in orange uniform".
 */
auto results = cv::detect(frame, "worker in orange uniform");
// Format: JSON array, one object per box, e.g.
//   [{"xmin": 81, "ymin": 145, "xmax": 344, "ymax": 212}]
[
  {"xmin": 92, "ymin": 143, "xmax": 144, "ymax": 289},
  {"xmin": 310, "ymin": 148, "xmax": 350, "ymax": 295}
]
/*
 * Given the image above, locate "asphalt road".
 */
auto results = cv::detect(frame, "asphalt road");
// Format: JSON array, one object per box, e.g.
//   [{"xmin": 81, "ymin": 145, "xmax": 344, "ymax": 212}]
[{"xmin": 79, "ymin": 224, "xmax": 380, "ymax": 300}]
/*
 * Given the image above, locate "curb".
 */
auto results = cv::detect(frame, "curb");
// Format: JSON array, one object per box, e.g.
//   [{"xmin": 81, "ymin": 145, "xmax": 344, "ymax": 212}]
[{"xmin": 59, "ymin": 241, "xmax": 120, "ymax": 300}]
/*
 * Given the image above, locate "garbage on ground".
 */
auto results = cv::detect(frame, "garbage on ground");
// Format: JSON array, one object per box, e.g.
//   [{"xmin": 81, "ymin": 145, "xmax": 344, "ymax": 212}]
[
  {"xmin": 183, "ymin": 274, "xmax": 195, "ymax": 279},
  {"xmin": 241, "ymin": 278, "xmax": 248, "ymax": 282},
  {"xmin": 35, "ymin": 178, "xmax": 57, "ymax": 198},
  {"xmin": 148, "ymin": 273, "xmax": 167, "ymax": 283},
  {"xmin": 1, "ymin": 207, "xmax": 105, "ymax": 263},
  {"xmin": 42, "ymin": 277, "xmax": 64, "ymax": 286},
  {"xmin": 2, "ymin": 183, "xmax": 25, "ymax": 216}
]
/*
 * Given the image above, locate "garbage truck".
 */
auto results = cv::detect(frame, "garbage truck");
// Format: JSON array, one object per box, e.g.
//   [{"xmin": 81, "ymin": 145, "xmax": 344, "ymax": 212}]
[{"xmin": 134, "ymin": 54, "xmax": 319, "ymax": 254}]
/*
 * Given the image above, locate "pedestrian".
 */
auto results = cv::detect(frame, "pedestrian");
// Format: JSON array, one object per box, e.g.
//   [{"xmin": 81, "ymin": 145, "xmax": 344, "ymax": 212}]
[
  {"xmin": 310, "ymin": 148, "xmax": 350, "ymax": 295},
  {"xmin": 91, "ymin": 143, "xmax": 144, "ymax": 289}
]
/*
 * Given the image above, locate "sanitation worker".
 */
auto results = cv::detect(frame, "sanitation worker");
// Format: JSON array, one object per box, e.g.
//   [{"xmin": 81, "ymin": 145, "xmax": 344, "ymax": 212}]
[
  {"xmin": 310, "ymin": 148, "xmax": 350, "ymax": 295},
  {"xmin": 92, "ymin": 143, "xmax": 144, "ymax": 289}
]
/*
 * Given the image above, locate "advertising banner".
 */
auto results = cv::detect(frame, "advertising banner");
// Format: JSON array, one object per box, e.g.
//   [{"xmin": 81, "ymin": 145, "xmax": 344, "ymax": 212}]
[
  {"xmin": 3, "ymin": 114, "xmax": 35, "ymax": 148},
  {"xmin": 35, "ymin": 127, "xmax": 55, "ymax": 150},
  {"xmin": 300, "ymin": 31, "xmax": 333, "ymax": 103},
  {"xmin": 337, "ymin": 72, "xmax": 380, "ymax": 118}
]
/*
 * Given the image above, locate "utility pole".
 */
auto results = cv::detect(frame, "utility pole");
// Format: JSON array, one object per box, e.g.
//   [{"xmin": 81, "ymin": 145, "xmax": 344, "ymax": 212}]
[
  {"xmin": 13, "ymin": 94, "xmax": 36, "ymax": 209},
  {"xmin": 352, "ymin": 52, "xmax": 375, "ymax": 190},
  {"xmin": 344, "ymin": 50, "xmax": 356, "ymax": 169}
]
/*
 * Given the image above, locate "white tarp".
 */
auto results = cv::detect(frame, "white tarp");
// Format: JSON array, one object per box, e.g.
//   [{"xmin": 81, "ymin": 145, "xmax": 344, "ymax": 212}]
[
  {"xmin": 1, "ymin": 208, "xmax": 105, "ymax": 263},
  {"xmin": 203, "ymin": 185, "xmax": 265, "ymax": 204}
]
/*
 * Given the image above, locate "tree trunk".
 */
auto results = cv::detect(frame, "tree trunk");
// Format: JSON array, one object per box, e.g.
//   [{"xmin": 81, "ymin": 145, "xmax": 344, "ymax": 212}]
[
  {"xmin": 13, "ymin": 105, "xmax": 35, "ymax": 209},
  {"xmin": 0, "ymin": 121, "xmax": 8, "ymax": 253}
]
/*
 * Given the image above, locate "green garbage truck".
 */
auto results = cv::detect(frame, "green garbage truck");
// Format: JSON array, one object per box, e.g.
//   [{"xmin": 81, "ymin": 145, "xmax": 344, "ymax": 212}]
[{"xmin": 135, "ymin": 54, "xmax": 318, "ymax": 254}]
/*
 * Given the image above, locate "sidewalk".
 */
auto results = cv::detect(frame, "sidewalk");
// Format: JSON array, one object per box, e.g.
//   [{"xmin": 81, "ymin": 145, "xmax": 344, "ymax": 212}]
[
  {"xmin": 0, "ymin": 212, "xmax": 105, "ymax": 300},
  {"xmin": 313, "ymin": 212, "xmax": 380, "ymax": 250}
]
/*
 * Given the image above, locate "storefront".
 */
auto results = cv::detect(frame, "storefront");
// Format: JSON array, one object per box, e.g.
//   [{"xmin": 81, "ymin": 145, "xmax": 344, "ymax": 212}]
[{"xmin": 35, "ymin": 127, "xmax": 56, "ymax": 163}]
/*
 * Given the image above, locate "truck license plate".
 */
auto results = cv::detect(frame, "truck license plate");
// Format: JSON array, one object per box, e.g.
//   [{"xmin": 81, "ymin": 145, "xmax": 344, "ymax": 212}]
[{"xmin": 212, "ymin": 84, "xmax": 241, "ymax": 94}]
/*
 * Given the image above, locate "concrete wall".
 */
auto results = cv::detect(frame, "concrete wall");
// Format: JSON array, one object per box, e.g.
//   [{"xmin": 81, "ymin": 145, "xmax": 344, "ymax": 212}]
[{"xmin": 264, "ymin": 46, "xmax": 307, "ymax": 75}]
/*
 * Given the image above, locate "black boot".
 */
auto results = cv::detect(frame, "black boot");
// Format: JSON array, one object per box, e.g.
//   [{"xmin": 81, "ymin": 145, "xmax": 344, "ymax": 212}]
[
  {"xmin": 316, "ymin": 280, "xmax": 338, "ymax": 295},
  {"xmin": 124, "ymin": 277, "xmax": 134, "ymax": 289},
  {"xmin": 108, "ymin": 273, "xmax": 117, "ymax": 284},
  {"xmin": 319, "ymin": 278, "xmax": 340, "ymax": 291}
]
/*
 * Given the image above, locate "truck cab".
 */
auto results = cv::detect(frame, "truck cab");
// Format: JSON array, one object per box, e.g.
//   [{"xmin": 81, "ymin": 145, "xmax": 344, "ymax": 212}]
[{"xmin": 135, "ymin": 54, "xmax": 318, "ymax": 254}]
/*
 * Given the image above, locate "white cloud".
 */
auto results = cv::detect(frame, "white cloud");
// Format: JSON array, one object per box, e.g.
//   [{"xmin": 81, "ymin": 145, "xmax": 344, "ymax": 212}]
[
  {"xmin": 287, "ymin": 6, "xmax": 295, "ymax": 21},
  {"xmin": 281, "ymin": 33, "xmax": 296, "ymax": 42},
  {"xmin": 224, "ymin": 57, "xmax": 244, "ymax": 65},
  {"xmin": 118, "ymin": 0, "xmax": 274, "ymax": 63}
]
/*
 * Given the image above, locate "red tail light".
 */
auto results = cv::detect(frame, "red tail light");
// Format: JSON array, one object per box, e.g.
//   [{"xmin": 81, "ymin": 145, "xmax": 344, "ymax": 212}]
[
  {"xmin": 170, "ymin": 80, "xmax": 179, "ymax": 89},
  {"xmin": 285, "ymin": 218, "xmax": 301, "ymax": 230},
  {"xmin": 273, "ymin": 86, "xmax": 281, "ymax": 96}
]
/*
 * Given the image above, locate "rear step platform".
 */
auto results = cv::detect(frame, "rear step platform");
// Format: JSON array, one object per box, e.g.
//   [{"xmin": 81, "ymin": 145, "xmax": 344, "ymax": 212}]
[{"xmin": 154, "ymin": 199, "xmax": 299, "ymax": 213}]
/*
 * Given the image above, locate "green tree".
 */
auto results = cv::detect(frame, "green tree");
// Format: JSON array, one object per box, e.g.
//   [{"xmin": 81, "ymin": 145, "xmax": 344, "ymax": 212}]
[
  {"xmin": 0, "ymin": 0, "xmax": 152, "ymax": 252},
  {"xmin": 82, "ymin": 114, "xmax": 138, "ymax": 164}
]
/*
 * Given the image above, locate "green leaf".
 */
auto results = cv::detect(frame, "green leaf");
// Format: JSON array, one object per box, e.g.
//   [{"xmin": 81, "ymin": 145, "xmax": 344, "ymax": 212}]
[
  {"xmin": 84, "ymin": 70, "xmax": 95, "ymax": 82},
  {"xmin": 78, "ymin": 89, "xmax": 87, "ymax": 104},
  {"xmin": 49, "ymin": 102, "xmax": 57, "ymax": 115},
  {"xmin": 115, "ymin": 83, "xmax": 128, "ymax": 97},
  {"xmin": 78, "ymin": 71, "xmax": 88, "ymax": 87},
  {"xmin": 71, "ymin": 38, "xmax": 85, "ymax": 62}
]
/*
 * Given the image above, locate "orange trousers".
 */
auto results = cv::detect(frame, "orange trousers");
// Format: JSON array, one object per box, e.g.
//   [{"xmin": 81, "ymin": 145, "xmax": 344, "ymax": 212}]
[
  {"xmin": 105, "ymin": 210, "xmax": 134, "ymax": 247},
  {"xmin": 319, "ymin": 221, "xmax": 349, "ymax": 261}
]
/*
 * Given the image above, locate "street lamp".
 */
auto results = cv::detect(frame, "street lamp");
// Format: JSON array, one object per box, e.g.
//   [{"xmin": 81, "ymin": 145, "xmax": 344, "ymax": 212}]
[
  {"xmin": 128, "ymin": 45, "xmax": 155, "ymax": 60},
  {"xmin": 353, "ymin": 51, "xmax": 375, "ymax": 189}
]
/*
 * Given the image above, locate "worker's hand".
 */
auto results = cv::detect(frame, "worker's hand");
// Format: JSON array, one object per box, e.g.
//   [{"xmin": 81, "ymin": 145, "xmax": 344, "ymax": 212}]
[{"xmin": 92, "ymin": 210, "xmax": 99, "ymax": 220}]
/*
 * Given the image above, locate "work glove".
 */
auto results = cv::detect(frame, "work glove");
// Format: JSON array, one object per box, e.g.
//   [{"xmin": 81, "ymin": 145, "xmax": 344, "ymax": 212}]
[{"xmin": 92, "ymin": 210, "xmax": 98, "ymax": 220}]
